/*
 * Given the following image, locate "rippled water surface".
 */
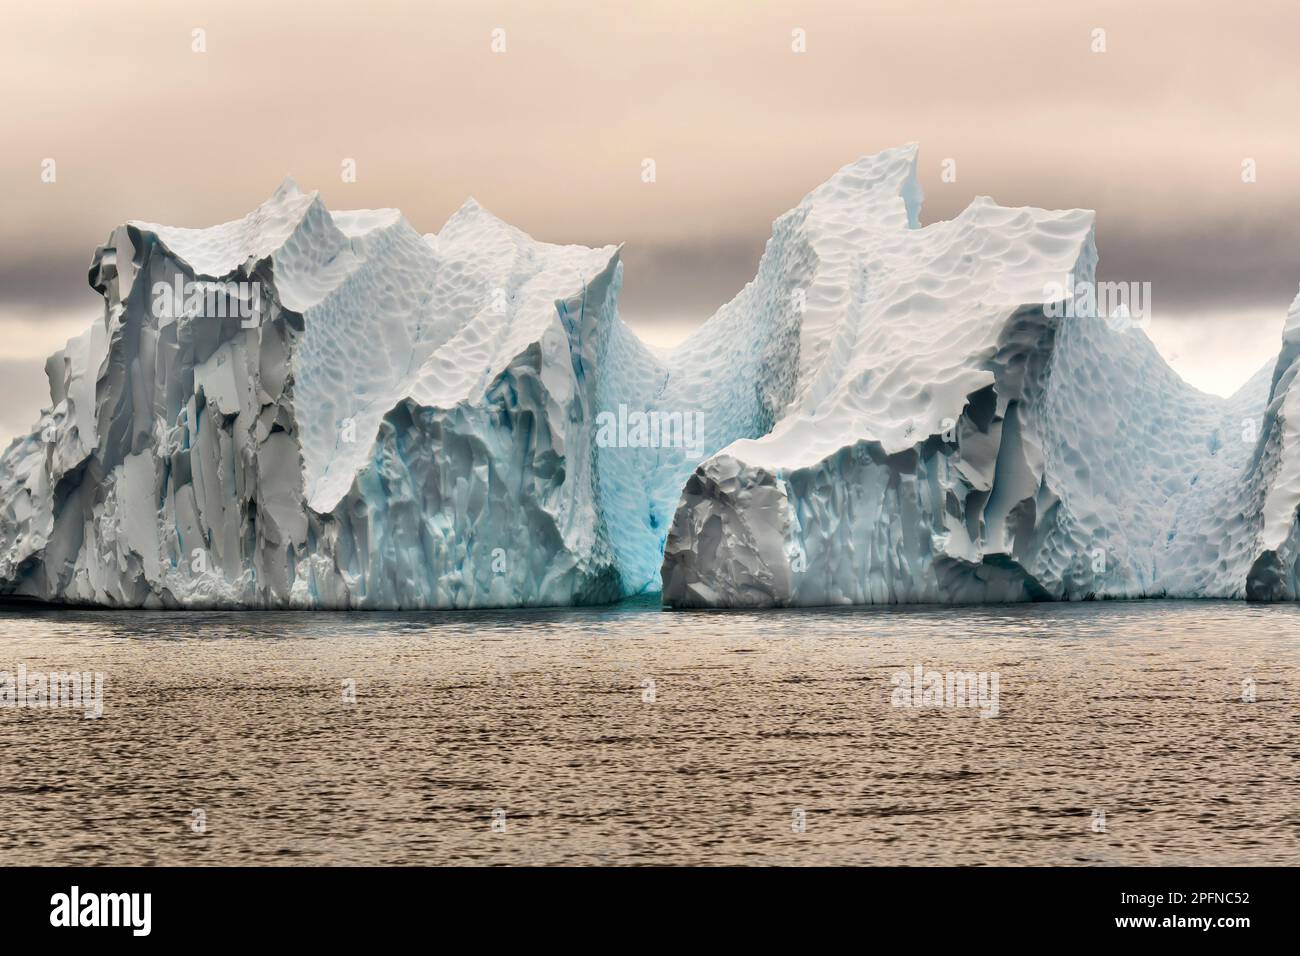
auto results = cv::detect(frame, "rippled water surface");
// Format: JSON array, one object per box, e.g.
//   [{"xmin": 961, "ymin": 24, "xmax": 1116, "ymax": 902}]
[{"xmin": 0, "ymin": 599, "xmax": 1295, "ymax": 865}]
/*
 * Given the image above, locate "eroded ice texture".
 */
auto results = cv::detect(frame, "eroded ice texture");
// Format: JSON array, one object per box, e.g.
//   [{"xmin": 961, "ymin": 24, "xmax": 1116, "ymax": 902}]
[
  {"xmin": 661, "ymin": 146, "xmax": 1300, "ymax": 606},
  {"xmin": 0, "ymin": 182, "xmax": 668, "ymax": 607},
  {"xmin": 4, "ymin": 146, "xmax": 1300, "ymax": 608}
]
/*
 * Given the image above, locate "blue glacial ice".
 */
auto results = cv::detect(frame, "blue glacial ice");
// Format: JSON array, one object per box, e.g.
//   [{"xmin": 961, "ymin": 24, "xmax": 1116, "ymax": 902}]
[{"xmin": 2, "ymin": 145, "xmax": 1300, "ymax": 608}]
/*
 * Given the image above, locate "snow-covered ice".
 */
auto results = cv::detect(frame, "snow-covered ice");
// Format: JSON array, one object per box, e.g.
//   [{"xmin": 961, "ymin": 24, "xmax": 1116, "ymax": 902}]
[
  {"xmin": 663, "ymin": 146, "xmax": 1300, "ymax": 606},
  {"xmin": 2, "ymin": 145, "xmax": 1300, "ymax": 608},
  {"xmin": 0, "ymin": 182, "xmax": 631, "ymax": 607}
]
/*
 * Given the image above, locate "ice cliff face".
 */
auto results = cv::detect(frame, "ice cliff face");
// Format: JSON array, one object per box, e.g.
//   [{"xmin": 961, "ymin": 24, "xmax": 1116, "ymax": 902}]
[
  {"xmin": 662, "ymin": 148, "xmax": 1300, "ymax": 606},
  {"xmin": 663, "ymin": 147, "xmax": 1097, "ymax": 604},
  {"xmin": 2, "ymin": 145, "xmax": 1300, "ymax": 608},
  {"xmin": 1241, "ymin": 291, "xmax": 1300, "ymax": 600},
  {"xmin": 0, "ymin": 182, "xmax": 657, "ymax": 607}
]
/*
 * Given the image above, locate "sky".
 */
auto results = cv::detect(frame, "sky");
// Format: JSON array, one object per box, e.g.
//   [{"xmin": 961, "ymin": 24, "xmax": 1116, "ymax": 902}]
[{"xmin": 1, "ymin": 0, "xmax": 1298, "ymax": 446}]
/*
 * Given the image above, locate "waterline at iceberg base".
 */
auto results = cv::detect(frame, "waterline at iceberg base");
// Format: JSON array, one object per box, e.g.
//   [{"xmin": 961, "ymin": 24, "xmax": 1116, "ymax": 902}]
[{"xmin": 2, "ymin": 145, "xmax": 1299, "ymax": 609}]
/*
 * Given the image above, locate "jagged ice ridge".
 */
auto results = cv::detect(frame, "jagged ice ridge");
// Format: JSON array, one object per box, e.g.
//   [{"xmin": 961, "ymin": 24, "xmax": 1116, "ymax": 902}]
[{"xmin": 2, "ymin": 145, "xmax": 1299, "ymax": 608}]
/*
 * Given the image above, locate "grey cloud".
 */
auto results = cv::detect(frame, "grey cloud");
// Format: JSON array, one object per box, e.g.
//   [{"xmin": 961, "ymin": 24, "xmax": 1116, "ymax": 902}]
[
  {"xmin": 616, "ymin": 238, "xmax": 769, "ymax": 326},
  {"xmin": 1093, "ymin": 216, "xmax": 1300, "ymax": 313},
  {"xmin": 0, "ymin": 253, "xmax": 100, "ymax": 313},
  {"xmin": 2, "ymin": 0, "xmax": 1299, "ymax": 406},
  {"xmin": 0, "ymin": 360, "xmax": 50, "ymax": 447}
]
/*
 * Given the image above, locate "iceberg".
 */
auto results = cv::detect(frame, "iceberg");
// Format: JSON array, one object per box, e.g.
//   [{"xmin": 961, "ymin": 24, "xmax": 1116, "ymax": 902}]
[
  {"xmin": 2, "ymin": 145, "xmax": 1299, "ymax": 608},
  {"xmin": 662, "ymin": 147, "xmax": 1299, "ymax": 606},
  {"xmin": 0, "ymin": 182, "xmax": 635, "ymax": 608}
]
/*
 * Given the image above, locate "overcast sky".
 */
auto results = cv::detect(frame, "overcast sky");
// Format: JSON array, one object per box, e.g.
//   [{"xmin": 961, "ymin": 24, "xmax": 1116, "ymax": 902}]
[{"xmin": 2, "ymin": 0, "xmax": 1298, "ymax": 446}]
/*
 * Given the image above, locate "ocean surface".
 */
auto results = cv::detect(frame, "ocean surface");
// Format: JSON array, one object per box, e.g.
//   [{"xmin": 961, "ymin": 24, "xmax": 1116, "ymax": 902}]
[{"xmin": 0, "ymin": 599, "xmax": 1295, "ymax": 866}]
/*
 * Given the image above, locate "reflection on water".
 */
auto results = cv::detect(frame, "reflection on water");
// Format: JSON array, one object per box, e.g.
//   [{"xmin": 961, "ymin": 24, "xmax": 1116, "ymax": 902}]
[{"xmin": 0, "ymin": 598, "xmax": 1295, "ymax": 865}]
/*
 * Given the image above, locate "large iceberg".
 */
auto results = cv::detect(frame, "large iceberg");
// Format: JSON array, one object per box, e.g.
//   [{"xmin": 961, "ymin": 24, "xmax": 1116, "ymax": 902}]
[
  {"xmin": 0, "ymin": 183, "xmax": 639, "ymax": 608},
  {"xmin": 661, "ymin": 147, "xmax": 1298, "ymax": 606},
  {"xmin": 1, "ymin": 145, "xmax": 1298, "ymax": 608}
]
